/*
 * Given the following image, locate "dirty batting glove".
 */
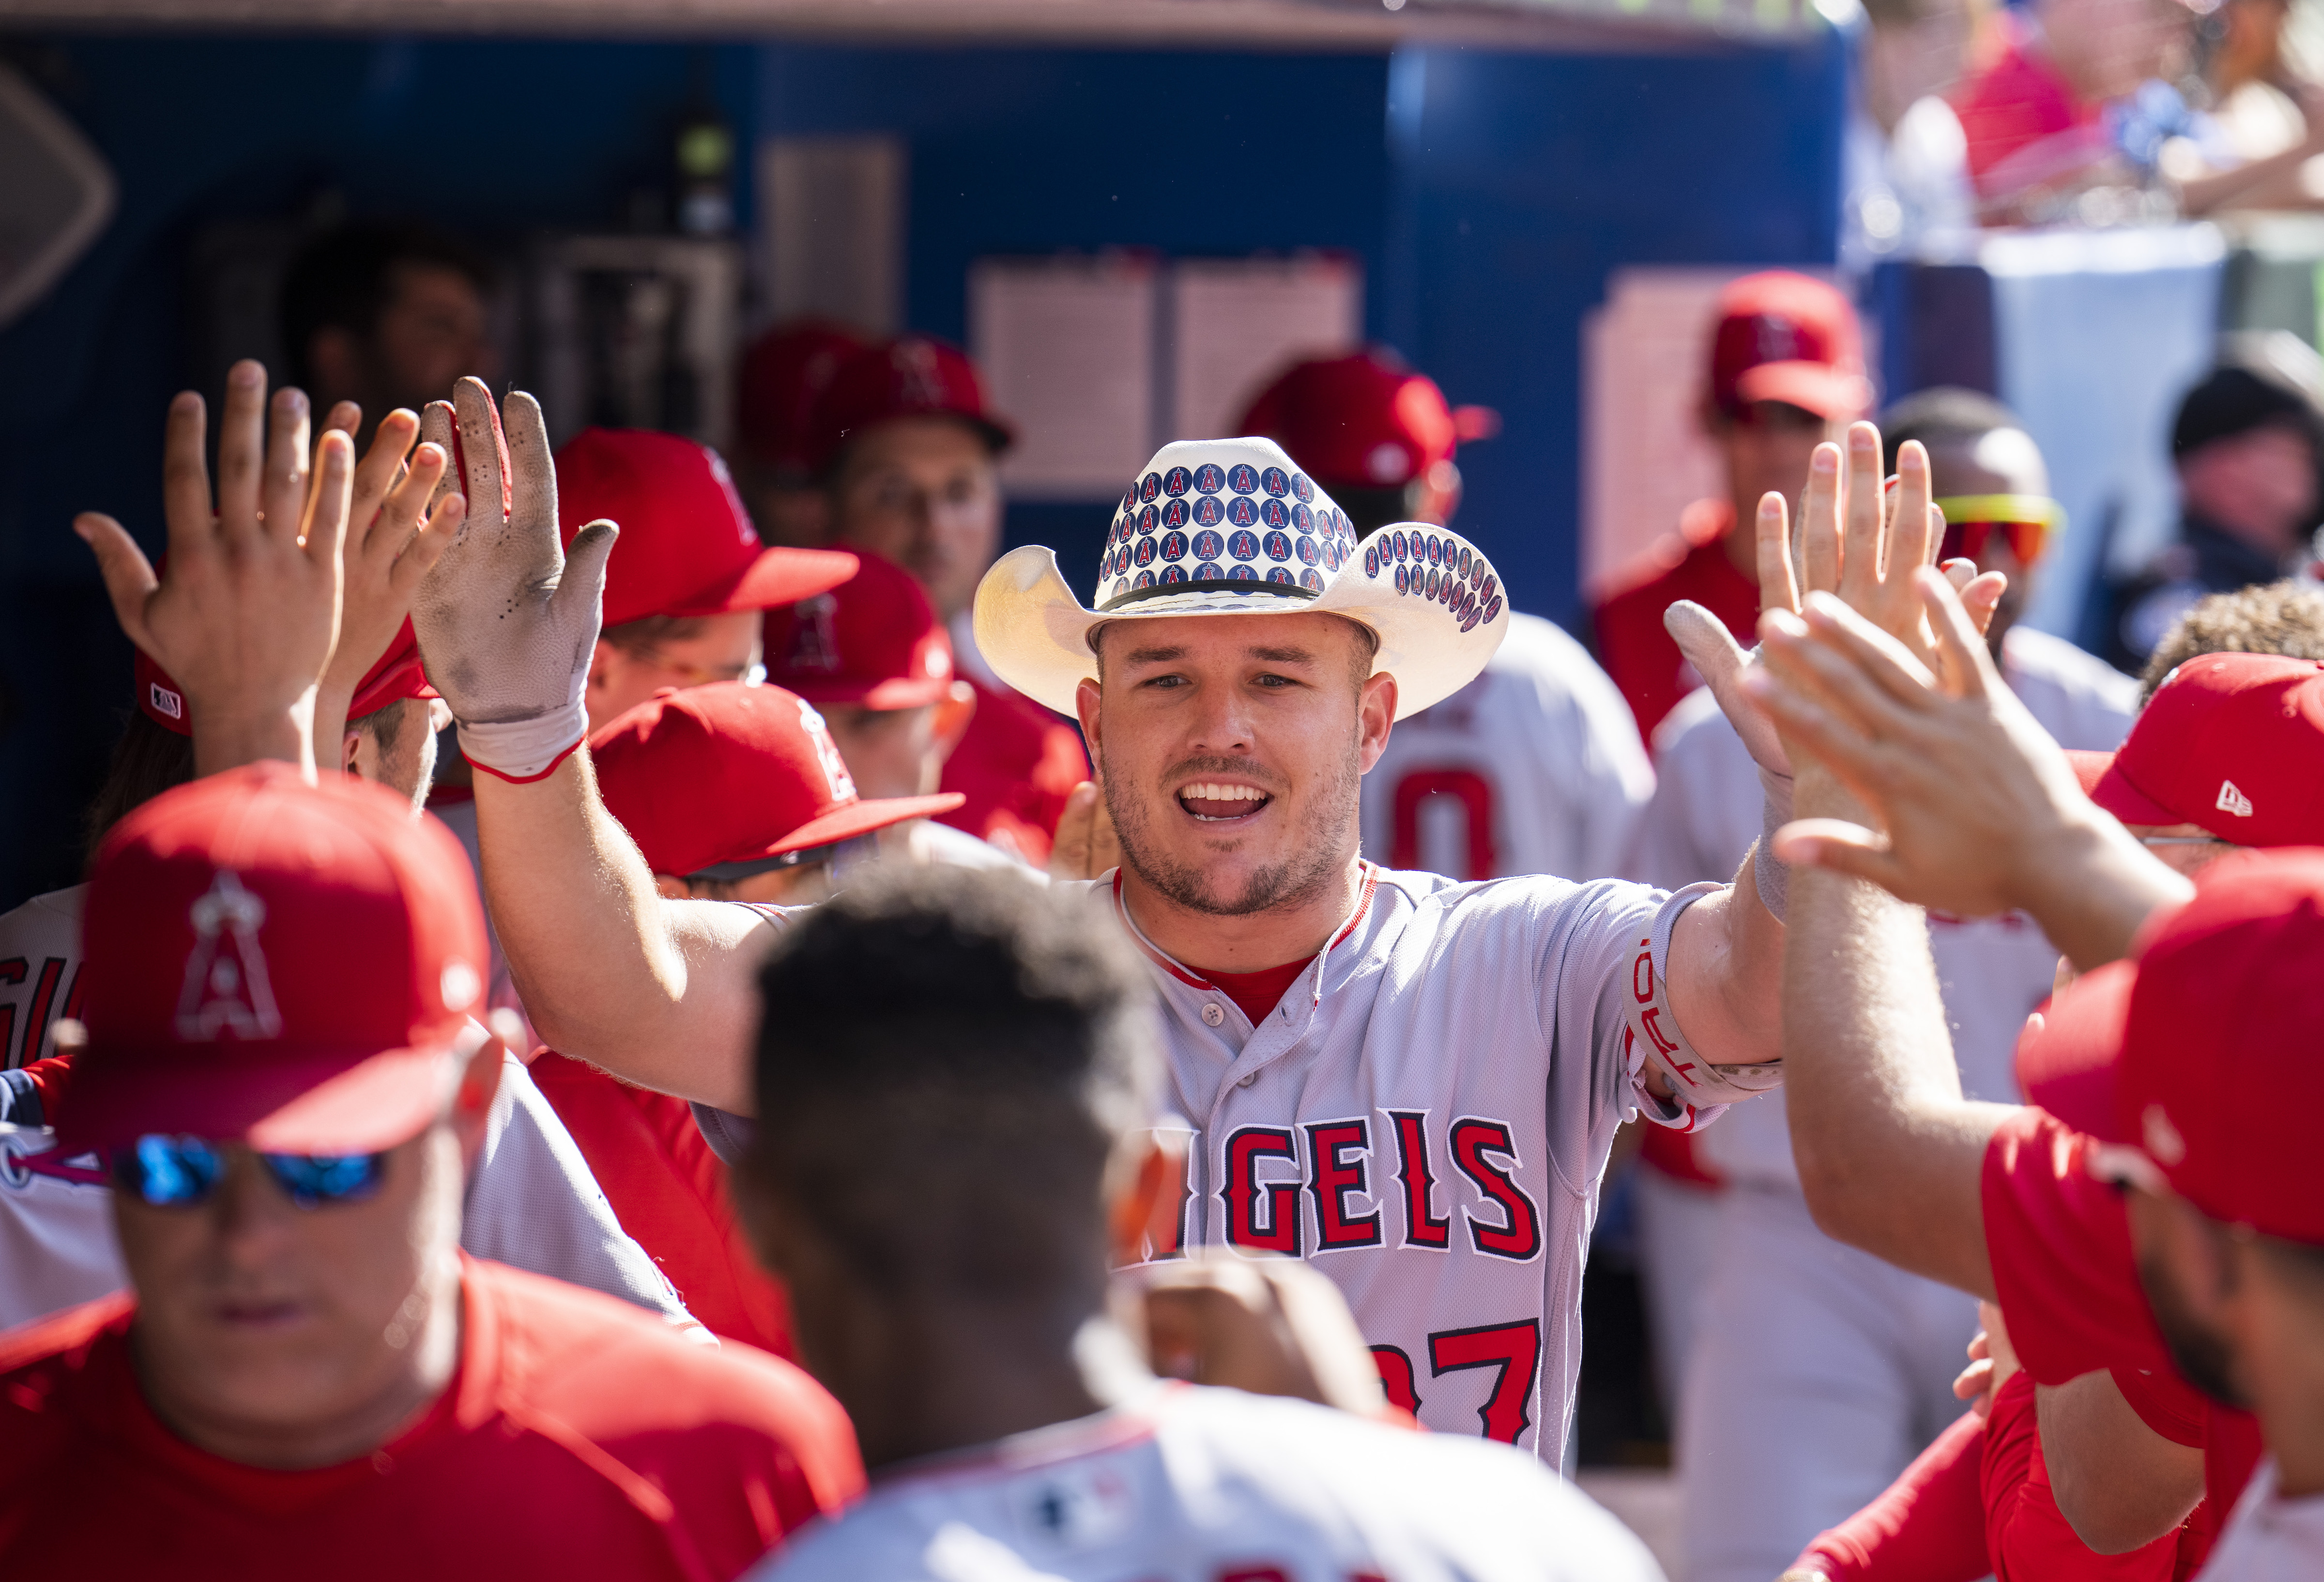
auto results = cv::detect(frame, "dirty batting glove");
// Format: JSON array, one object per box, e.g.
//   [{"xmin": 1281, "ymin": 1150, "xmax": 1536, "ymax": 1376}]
[{"xmin": 411, "ymin": 378, "xmax": 618, "ymax": 783}]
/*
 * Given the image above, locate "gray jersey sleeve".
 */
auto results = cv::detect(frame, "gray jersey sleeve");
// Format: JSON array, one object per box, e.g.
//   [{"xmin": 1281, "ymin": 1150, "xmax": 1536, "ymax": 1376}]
[
  {"xmin": 1532, "ymin": 877, "xmax": 1701, "ymax": 1197},
  {"xmin": 461, "ymin": 1052, "xmax": 699, "ymax": 1328}
]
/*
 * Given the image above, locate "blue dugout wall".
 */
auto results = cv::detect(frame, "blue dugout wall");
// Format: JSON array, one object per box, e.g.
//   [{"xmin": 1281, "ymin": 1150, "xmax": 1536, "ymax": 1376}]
[{"xmin": 0, "ymin": 31, "xmax": 1845, "ymax": 907}]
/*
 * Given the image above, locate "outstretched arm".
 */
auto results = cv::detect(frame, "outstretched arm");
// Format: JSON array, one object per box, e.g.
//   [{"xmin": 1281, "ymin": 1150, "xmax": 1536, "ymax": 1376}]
[
  {"xmin": 410, "ymin": 379, "xmax": 765, "ymax": 1113},
  {"xmin": 1781, "ymin": 750, "xmax": 2008, "ymax": 1297}
]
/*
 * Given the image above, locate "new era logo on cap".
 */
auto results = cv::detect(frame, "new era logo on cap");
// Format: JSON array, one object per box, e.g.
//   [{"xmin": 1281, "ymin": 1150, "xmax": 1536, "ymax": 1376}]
[{"xmin": 2217, "ymin": 780, "xmax": 2253, "ymax": 817}]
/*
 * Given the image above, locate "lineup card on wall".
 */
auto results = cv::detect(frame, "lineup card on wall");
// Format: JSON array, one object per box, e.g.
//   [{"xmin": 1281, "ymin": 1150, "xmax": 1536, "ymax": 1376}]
[
  {"xmin": 970, "ymin": 253, "xmax": 1159, "ymax": 499},
  {"xmin": 1171, "ymin": 254, "xmax": 1361, "ymax": 445}
]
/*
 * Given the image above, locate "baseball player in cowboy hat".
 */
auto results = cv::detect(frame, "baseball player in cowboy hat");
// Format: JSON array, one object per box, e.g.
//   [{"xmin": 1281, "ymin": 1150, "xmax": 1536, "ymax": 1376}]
[{"xmin": 374, "ymin": 382, "xmax": 1982, "ymax": 1461}]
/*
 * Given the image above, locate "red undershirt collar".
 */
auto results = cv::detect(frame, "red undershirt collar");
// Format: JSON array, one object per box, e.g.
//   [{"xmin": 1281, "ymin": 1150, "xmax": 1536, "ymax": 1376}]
[{"xmin": 1110, "ymin": 865, "xmax": 1380, "ymax": 1025}]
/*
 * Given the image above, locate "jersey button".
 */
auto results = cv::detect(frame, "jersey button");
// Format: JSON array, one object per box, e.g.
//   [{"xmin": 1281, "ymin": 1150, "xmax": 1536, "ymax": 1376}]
[
  {"xmin": 1237, "ymin": 1071, "xmax": 1257, "ymax": 1088},
  {"xmin": 1200, "ymin": 1001, "xmax": 1225, "ymax": 1027}
]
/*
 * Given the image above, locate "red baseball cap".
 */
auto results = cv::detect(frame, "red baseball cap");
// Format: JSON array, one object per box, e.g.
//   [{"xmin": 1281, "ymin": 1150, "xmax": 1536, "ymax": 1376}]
[
  {"xmin": 736, "ymin": 318, "xmax": 867, "ymax": 476},
  {"xmin": 2064, "ymin": 654, "xmax": 2324, "ymax": 845},
  {"xmin": 764, "ymin": 550, "xmax": 954, "ymax": 710},
  {"xmin": 1235, "ymin": 349, "xmax": 1499, "ymax": 491},
  {"xmin": 554, "ymin": 428, "xmax": 857, "ymax": 630},
  {"xmin": 136, "ymin": 622, "xmax": 436, "ymax": 738},
  {"xmin": 61, "ymin": 763, "xmax": 490, "ymax": 1155},
  {"xmin": 2100, "ymin": 850, "xmax": 2324, "ymax": 1244},
  {"xmin": 588, "ymin": 681, "xmax": 964, "ymax": 877},
  {"xmin": 1708, "ymin": 272, "xmax": 1872, "ymax": 421},
  {"xmin": 804, "ymin": 336, "xmax": 1014, "ymax": 478}
]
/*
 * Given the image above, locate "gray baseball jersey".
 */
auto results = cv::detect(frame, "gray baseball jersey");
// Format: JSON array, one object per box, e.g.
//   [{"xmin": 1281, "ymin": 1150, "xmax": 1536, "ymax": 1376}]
[
  {"xmin": 753, "ymin": 1382, "xmax": 1667, "ymax": 1582},
  {"xmin": 1361, "ymin": 612, "xmax": 1654, "ymax": 883},
  {"xmin": 698, "ymin": 870, "xmax": 1715, "ymax": 1465},
  {"xmin": 1105, "ymin": 866, "xmax": 1707, "ymax": 1465}
]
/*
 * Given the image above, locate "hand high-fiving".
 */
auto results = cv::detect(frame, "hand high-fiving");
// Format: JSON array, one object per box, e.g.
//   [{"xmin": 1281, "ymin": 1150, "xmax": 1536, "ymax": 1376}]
[
  {"xmin": 76, "ymin": 359, "xmax": 353, "ymax": 776},
  {"xmin": 1663, "ymin": 422, "xmax": 2011, "ymax": 783},
  {"xmin": 411, "ymin": 378, "xmax": 618, "ymax": 783}
]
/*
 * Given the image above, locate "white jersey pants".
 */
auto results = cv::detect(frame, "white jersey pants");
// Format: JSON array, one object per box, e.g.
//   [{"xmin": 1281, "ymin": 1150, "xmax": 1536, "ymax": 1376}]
[
  {"xmin": 1678, "ymin": 1184, "xmax": 1978, "ymax": 1582},
  {"xmin": 1632, "ymin": 1163, "xmax": 1723, "ymax": 1424}
]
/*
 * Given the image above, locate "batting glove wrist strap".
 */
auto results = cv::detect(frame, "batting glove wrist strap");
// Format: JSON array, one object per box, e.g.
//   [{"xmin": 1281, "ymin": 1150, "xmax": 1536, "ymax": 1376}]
[
  {"xmin": 1624, "ymin": 880, "xmax": 1785, "ymax": 1115},
  {"xmin": 457, "ymin": 703, "xmax": 589, "ymax": 784}
]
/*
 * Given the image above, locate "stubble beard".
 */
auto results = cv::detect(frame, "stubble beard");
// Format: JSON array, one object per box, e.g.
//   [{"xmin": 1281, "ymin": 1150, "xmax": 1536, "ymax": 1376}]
[
  {"xmin": 1103, "ymin": 743, "xmax": 1361, "ymax": 920},
  {"xmin": 2137, "ymin": 1248, "xmax": 2250, "ymax": 1410}
]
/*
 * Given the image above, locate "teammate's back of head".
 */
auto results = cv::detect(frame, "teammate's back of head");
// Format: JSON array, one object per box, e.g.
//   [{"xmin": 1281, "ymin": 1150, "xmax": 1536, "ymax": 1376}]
[{"xmin": 742, "ymin": 867, "xmax": 1157, "ymax": 1313}]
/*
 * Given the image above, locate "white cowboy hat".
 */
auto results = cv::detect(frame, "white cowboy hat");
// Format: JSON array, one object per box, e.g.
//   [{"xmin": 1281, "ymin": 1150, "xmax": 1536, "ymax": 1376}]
[{"xmin": 972, "ymin": 437, "xmax": 1509, "ymax": 722}]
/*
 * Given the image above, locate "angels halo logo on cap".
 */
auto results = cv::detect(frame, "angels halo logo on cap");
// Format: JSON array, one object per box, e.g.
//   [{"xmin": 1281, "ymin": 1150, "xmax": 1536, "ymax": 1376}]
[
  {"xmin": 968, "ymin": 435, "xmax": 1512, "ymax": 725},
  {"xmin": 175, "ymin": 871, "xmax": 282, "ymax": 1042}
]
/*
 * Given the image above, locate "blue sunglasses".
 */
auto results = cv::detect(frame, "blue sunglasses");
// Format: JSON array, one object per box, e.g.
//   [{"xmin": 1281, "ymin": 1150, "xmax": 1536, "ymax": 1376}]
[{"xmin": 112, "ymin": 1135, "xmax": 387, "ymax": 1210}]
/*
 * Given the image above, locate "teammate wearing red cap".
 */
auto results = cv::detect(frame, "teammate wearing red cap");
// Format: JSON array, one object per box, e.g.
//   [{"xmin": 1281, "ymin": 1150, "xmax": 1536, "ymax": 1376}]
[
  {"xmin": 731, "ymin": 318, "xmax": 866, "ymax": 549},
  {"xmin": 1, "ymin": 364, "xmax": 698, "ymax": 1338},
  {"xmin": 419, "ymin": 423, "xmax": 856, "ymax": 1032},
  {"xmin": 762, "ymin": 550, "xmax": 1013, "ymax": 871},
  {"xmin": 530, "ymin": 681, "xmax": 964, "ymax": 1355},
  {"xmin": 0, "ymin": 764, "xmax": 862, "ymax": 1580},
  {"xmin": 1628, "ymin": 399, "xmax": 2134, "ymax": 1582},
  {"xmin": 1, "ymin": 375, "xmax": 462, "ymax": 1323},
  {"xmin": 1592, "ymin": 271, "xmax": 1874, "ymax": 745},
  {"xmin": 1236, "ymin": 348, "xmax": 1654, "ymax": 885},
  {"xmin": 1780, "ymin": 647, "xmax": 2324, "ymax": 1582},
  {"xmin": 552, "ymin": 426, "xmax": 858, "ymax": 735},
  {"xmin": 807, "ymin": 335, "xmax": 1089, "ymax": 864},
  {"xmin": 1744, "ymin": 576, "xmax": 2324, "ymax": 1577}
]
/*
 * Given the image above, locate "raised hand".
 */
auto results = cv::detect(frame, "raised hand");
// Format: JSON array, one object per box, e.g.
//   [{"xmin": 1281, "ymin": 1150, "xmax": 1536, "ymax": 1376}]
[
  {"xmin": 410, "ymin": 378, "xmax": 617, "ymax": 783},
  {"xmin": 1666, "ymin": 424, "xmax": 2010, "ymax": 780},
  {"xmin": 1137, "ymin": 1249, "xmax": 1388, "ymax": 1416},
  {"xmin": 76, "ymin": 359, "xmax": 353, "ymax": 777},
  {"xmin": 1745, "ymin": 569, "xmax": 2187, "ymax": 963},
  {"xmin": 312, "ymin": 406, "xmax": 466, "ymax": 764}
]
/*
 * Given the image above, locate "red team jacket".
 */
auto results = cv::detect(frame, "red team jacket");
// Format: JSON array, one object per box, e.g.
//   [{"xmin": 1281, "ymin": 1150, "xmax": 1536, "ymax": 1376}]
[
  {"xmin": 935, "ymin": 675, "xmax": 1090, "ymax": 866},
  {"xmin": 529, "ymin": 1050, "xmax": 796, "ymax": 1358}
]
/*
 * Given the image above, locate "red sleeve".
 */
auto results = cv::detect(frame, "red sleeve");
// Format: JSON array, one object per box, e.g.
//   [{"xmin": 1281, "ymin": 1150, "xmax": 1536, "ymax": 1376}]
[
  {"xmin": 527, "ymin": 1052, "xmax": 795, "ymax": 1358},
  {"xmin": 19, "ymin": 1054, "xmax": 74, "ymax": 1122},
  {"xmin": 2110, "ymin": 1367, "xmax": 2207, "ymax": 1450},
  {"xmin": 1982, "ymin": 1369, "xmax": 2181, "ymax": 1581},
  {"xmin": 1792, "ymin": 1409, "xmax": 1990, "ymax": 1582},
  {"xmin": 1981, "ymin": 1109, "xmax": 2175, "ymax": 1388},
  {"xmin": 936, "ymin": 679, "xmax": 1090, "ymax": 865}
]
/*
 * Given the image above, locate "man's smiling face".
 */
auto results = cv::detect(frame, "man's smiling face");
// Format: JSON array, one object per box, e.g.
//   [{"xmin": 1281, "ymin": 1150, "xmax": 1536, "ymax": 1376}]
[{"xmin": 1076, "ymin": 613, "xmax": 1395, "ymax": 919}]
